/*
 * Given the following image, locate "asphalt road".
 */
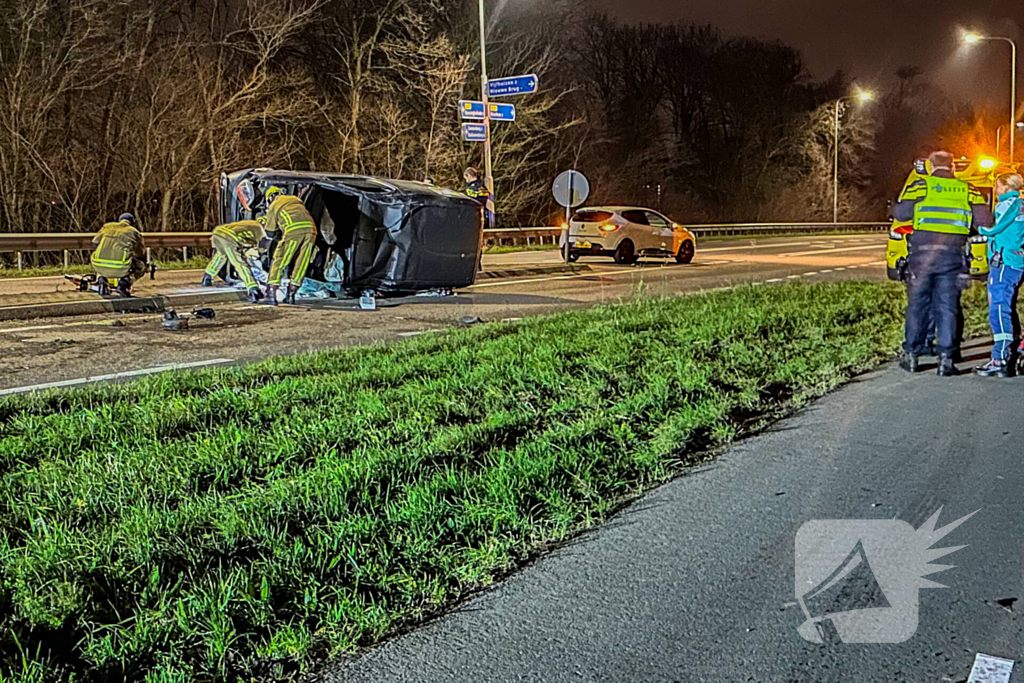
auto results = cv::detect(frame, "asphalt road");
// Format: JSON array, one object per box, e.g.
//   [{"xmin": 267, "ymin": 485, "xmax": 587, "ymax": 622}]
[
  {"xmin": 325, "ymin": 340, "xmax": 1023, "ymax": 683},
  {"xmin": 0, "ymin": 234, "xmax": 889, "ymax": 392}
]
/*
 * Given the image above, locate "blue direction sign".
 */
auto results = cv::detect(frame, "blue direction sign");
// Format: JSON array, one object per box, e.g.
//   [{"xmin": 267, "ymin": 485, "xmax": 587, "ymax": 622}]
[
  {"xmin": 460, "ymin": 100, "xmax": 516, "ymax": 121},
  {"xmin": 462, "ymin": 123, "xmax": 486, "ymax": 142},
  {"xmin": 459, "ymin": 100, "xmax": 485, "ymax": 119},
  {"xmin": 487, "ymin": 74, "xmax": 539, "ymax": 97}
]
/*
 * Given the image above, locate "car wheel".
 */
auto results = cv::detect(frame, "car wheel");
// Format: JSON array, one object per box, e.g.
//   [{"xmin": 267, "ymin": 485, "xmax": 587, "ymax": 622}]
[
  {"xmin": 675, "ymin": 240, "xmax": 695, "ymax": 264},
  {"xmin": 613, "ymin": 240, "xmax": 636, "ymax": 264},
  {"xmin": 562, "ymin": 243, "xmax": 578, "ymax": 263}
]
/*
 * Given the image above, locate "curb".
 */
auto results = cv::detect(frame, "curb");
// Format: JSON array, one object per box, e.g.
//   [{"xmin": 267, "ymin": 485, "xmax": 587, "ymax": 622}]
[
  {"xmin": 475, "ymin": 264, "xmax": 591, "ymax": 280},
  {"xmin": 0, "ymin": 290, "xmax": 247, "ymax": 322},
  {"xmin": 0, "ymin": 265, "xmax": 588, "ymax": 322}
]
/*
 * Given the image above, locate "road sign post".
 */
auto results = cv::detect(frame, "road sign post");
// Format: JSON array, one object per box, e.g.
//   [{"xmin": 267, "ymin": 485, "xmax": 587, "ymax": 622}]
[{"xmin": 552, "ymin": 170, "xmax": 590, "ymax": 262}]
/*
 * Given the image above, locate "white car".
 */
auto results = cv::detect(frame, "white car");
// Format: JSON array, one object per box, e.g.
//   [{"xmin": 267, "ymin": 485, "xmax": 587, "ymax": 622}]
[{"xmin": 562, "ymin": 206, "xmax": 697, "ymax": 264}]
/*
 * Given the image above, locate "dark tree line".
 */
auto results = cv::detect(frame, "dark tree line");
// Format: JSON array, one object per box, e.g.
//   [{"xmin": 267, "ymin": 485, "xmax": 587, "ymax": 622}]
[{"xmin": 0, "ymin": 0, "xmax": 975, "ymax": 239}]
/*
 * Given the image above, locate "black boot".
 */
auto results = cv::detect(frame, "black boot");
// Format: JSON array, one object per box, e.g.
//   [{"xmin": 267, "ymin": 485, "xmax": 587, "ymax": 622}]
[
  {"xmin": 285, "ymin": 284, "xmax": 299, "ymax": 305},
  {"xmin": 899, "ymin": 352, "xmax": 919, "ymax": 373},
  {"xmin": 974, "ymin": 359, "xmax": 1010, "ymax": 378},
  {"xmin": 264, "ymin": 285, "xmax": 279, "ymax": 306},
  {"xmin": 96, "ymin": 276, "xmax": 110, "ymax": 296},
  {"xmin": 247, "ymin": 287, "xmax": 263, "ymax": 304},
  {"xmin": 116, "ymin": 277, "xmax": 133, "ymax": 298},
  {"xmin": 201, "ymin": 274, "xmax": 214, "ymax": 287},
  {"xmin": 937, "ymin": 354, "xmax": 959, "ymax": 377}
]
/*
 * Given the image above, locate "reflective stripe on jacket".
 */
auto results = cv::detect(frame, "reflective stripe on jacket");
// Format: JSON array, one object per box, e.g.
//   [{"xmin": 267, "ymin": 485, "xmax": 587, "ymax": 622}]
[
  {"xmin": 91, "ymin": 221, "xmax": 145, "ymax": 271},
  {"xmin": 212, "ymin": 220, "xmax": 265, "ymax": 250},
  {"xmin": 265, "ymin": 195, "xmax": 315, "ymax": 235},
  {"xmin": 912, "ymin": 176, "xmax": 972, "ymax": 235}
]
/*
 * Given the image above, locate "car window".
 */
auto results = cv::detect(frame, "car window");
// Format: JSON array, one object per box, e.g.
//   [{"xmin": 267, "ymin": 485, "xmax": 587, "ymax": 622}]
[
  {"xmin": 644, "ymin": 211, "xmax": 670, "ymax": 228},
  {"xmin": 621, "ymin": 210, "xmax": 649, "ymax": 225},
  {"xmin": 573, "ymin": 210, "xmax": 614, "ymax": 222}
]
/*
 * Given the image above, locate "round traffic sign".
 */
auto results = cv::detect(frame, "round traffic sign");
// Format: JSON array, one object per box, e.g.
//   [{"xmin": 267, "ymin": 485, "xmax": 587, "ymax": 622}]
[{"xmin": 552, "ymin": 170, "xmax": 590, "ymax": 208}]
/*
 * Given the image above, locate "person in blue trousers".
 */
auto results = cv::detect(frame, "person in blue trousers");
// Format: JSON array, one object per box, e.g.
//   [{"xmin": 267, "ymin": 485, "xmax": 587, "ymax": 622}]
[{"xmin": 975, "ymin": 173, "xmax": 1024, "ymax": 377}]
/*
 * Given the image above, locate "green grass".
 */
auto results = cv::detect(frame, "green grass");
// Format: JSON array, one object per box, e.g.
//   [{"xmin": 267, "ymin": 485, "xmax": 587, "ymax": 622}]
[
  {"xmin": 0, "ymin": 257, "xmax": 208, "ymax": 280},
  {"xmin": 0, "ymin": 281, "xmax": 972, "ymax": 682}
]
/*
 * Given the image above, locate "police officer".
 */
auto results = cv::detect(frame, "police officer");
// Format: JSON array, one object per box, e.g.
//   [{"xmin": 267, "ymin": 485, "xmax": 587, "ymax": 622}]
[
  {"xmin": 262, "ymin": 186, "xmax": 317, "ymax": 306},
  {"xmin": 201, "ymin": 216, "xmax": 267, "ymax": 303},
  {"xmin": 464, "ymin": 167, "xmax": 494, "ymax": 228},
  {"xmin": 893, "ymin": 151, "xmax": 993, "ymax": 376},
  {"xmin": 90, "ymin": 213, "xmax": 147, "ymax": 297}
]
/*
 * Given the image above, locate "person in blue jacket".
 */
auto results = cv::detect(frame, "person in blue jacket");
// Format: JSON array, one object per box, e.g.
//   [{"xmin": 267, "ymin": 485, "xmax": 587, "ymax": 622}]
[{"xmin": 974, "ymin": 173, "xmax": 1024, "ymax": 377}]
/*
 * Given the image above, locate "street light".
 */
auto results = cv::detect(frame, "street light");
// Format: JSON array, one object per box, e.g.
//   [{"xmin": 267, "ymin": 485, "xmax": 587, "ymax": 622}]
[
  {"xmin": 833, "ymin": 89, "xmax": 874, "ymax": 223},
  {"xmin": 963, "ymin": 32, "xmax": 1018, "ymax": 164}
]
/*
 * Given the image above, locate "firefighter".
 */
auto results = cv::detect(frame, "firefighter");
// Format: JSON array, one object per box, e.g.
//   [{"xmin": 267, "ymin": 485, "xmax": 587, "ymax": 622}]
[
  {"xmin": 262, "ymin": 186, "xmax": 316, "ymax": 306},
  {"xmin": 201, "ymin": 216, "xmax": 267, "ymax": 304},
  {"xmin": 90, "ymin": 213, "xmax": 146, "ymax": 297},
  {"xmin": 892, "ymin": 151, "xmax": 994, "ymax": 376}
]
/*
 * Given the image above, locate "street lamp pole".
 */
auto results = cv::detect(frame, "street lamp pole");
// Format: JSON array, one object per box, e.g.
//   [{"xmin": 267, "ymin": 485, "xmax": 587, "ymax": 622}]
[
  {"xmin": 833, "ymin": 99, "xmax": 841, "ymax": 224},
  {"xmin": 965, "ymin": 34, "xmax": 1017, "ymax": 164},
  {"xmin": 477, "ymin": 0, "xmax": 495, "ymax": 225},
  {"xmin": 833, "ymin": 90, "xmax": 873, "ymax": 224}
]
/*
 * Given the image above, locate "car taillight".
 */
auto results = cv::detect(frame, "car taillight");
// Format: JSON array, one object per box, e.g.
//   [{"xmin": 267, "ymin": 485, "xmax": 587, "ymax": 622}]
[{"xmin": 598, "ymin": 223, "xmax": 619, "ymax": 232}]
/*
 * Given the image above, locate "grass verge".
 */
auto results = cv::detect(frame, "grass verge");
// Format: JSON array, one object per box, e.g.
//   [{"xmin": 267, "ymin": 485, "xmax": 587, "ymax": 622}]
[{"xmin": 0, "ymin": 281, "xmax": 956, "ymax": 682}]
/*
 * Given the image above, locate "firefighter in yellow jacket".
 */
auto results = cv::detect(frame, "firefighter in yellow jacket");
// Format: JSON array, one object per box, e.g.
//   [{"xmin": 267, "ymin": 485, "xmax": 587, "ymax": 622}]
[
  {"xmin": 201, "ymin": 216, "xmax": 267, "ymax": 303},
  {"xmin": 262, "ymin": 186, "xmax": 316, "ymax": 305},
  {"xmin": 90, "ymin": 213, "xmax": 146, "ymax": 297}
]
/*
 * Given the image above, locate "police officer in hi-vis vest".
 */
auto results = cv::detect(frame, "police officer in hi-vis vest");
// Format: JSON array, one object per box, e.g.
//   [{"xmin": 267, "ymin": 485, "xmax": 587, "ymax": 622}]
[{"xmin": 893, "ymin": 150, "xmax": 993, "ymax": 376}]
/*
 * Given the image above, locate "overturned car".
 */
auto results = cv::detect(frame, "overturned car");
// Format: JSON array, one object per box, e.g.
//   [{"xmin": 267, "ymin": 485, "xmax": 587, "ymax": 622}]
[{"xmin": 219, "ymin": 169, "xmax": 484, "ymax": 295}]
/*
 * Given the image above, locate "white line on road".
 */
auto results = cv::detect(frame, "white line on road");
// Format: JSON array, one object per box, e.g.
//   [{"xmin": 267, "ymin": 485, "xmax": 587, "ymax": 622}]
[
  {"xmin": 778, "ymin": 244, "xmax": 885, "ymax": 257},
  {"xmin": 765, "ymin": 278, "xmax": 784, "ymax": 283},
  {"xmin": 803, "ymin": 271, "xmax": 819, "ymax": 276},
  {"xmin": 0, "ymin": 358, "xmax": 234, "ymax": 397},
  {"xmin": 699, "ymin": 241, "xmax": 812, "ymax": 253}
]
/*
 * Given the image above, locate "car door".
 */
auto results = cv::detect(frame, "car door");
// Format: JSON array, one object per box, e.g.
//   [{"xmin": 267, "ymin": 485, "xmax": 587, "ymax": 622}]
[
  {"xmin": 643, "ymin": 211, "xmax": 675, "ymax": 252},
  {"xmin": 619, "ymin": 210, "xmax": 651, "ymax": 250}
]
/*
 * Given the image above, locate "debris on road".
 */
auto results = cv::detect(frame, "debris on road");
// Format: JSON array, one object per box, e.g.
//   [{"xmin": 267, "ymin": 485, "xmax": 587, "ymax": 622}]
[
  {"xmin": 111, "ymin": 320, "xmax": 125, "ymax": 327},
  {"xmin": 162, "ymin": 310, "xmax": 189, "ymax": 331},
  {"xmin": 459, "ymin": 315, "xmax": 482, "ymax": 326},
  {"xmin": 192, "ymin": 307, "xmax": 216, "ymax": 320}
]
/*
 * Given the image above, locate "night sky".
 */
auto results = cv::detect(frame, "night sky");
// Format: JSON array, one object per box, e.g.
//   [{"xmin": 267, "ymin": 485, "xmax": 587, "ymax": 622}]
[{"xmin": 589, "ymin": 0, "xmax": 1022, "ymax": 110}]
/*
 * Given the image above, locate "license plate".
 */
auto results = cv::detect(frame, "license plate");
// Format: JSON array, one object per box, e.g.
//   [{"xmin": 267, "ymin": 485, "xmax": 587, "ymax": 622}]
[{"xmin": 578, "ymin": 241, "xmax": 591, "ymax": 248}]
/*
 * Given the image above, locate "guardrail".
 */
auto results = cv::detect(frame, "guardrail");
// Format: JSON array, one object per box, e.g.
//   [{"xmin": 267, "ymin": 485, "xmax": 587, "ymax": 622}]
[
  {"xmin": 0, "ymin": 223, "xmax": 891, "ymax": 269},
  {"xmin": 482, "ymin": 222, "xmax": 889, "ymax": 246}
]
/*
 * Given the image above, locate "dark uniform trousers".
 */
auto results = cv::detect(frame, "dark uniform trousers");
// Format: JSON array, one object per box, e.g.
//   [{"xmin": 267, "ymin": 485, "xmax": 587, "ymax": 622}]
[{"xmin": 904, "ymin": 232, "xmax": 967, "ymax": 358}]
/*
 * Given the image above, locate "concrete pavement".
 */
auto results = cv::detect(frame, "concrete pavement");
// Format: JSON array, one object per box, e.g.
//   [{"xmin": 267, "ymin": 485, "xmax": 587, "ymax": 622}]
[{"xmin": 325, "ymin": 340, "xmax": 1024, "ymax": 683}]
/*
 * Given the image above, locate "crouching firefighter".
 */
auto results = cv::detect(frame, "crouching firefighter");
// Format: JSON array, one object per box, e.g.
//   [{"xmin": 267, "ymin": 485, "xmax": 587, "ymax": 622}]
[
  {"xmin": 262, "ymin": 186, "xmax": 317, "ymax": 305},
  {"xmin": 202, "ymin": 216, "xmax": 268, "ymax": 303},
  {"xmin": 90, "ymin": 213, "xmax": 147, "ymax": 297}
]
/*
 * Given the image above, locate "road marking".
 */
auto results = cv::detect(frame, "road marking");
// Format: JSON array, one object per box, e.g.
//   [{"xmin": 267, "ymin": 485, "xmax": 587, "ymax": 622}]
[
  {"xmin": 765, "ymin": 278, "xmax": 784, "ymax": 283},
  {"xmin": 0, "ymin": 358, "xmax": 234, "ymax": 397},
  {"xmin": 397, "ymin": 329, "xmax": 441, "ymax": 338},
  {"xmin": 0, "ymin": 319, "xmax": 128, "ymax": 334},
  {"xmin": 967, "ymin": 653, "xmax": 1014, "ymax": 683},
  {"xmin": 818, "ymin": 269, "xmax": 833, "ymax": 274},
  {"xmin": 778, "ymin": 244, "xmax": 885, "ymax": 257},
  {"xmin": 787, "ymin": 274, "xmax": 801, "ymax": 279},
  {"xmin": 699, "ymin": 241, "xmax": 812, "ymax": 253},
  {"xmin": 803, "ymin": 271, "xmax": 819, "ymax": 276}
]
